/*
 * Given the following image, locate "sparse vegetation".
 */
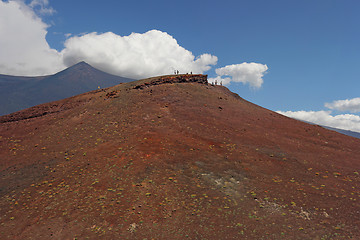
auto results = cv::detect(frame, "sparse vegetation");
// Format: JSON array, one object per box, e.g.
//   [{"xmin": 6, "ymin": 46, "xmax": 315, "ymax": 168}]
[{"xmin": 0, "ymin": 75, "xmax": 359, "ymax": 239}]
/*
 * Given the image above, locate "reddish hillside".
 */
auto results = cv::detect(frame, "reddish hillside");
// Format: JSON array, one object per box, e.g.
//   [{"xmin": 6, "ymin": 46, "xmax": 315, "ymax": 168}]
[{"xmin": 0, "ymin": 74, "xmax": 359, "ymax": 239}]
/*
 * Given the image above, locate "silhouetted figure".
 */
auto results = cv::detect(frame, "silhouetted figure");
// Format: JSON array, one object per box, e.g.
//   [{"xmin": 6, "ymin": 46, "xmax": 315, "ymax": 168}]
[
  {"xmin": 220, "ymin": 81, "xmax": 222, "ymax": 86},
  {"xmin": 215, "ymin": 80, "xmax": 217, "ymax": 85}
]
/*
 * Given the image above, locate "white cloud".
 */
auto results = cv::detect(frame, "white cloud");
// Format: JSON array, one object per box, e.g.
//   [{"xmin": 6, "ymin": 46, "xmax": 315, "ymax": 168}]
[
  {"xmin": 2, "ymin": 0, "xmax": 270, "ymax": 85},
  {"xmin": 0, "ymin": 0, "xmax": 64, "ymax": 76},
  {"xmin": 61, "ymin": 30, "xmax": 218, "ymax": 79},
  {"xmin": 209, "ymin": 62, "xmax": 268, "ymax": 88},
  {"xmin": 29, "ymin": 0, "xmax": 55, "ymax": 15},
  {"xmin": 325, "ymin": 97, "xmax": 360, "ymax": 113},
  {"xmin": 277, "ymin": 110, "xmax": 360, "ymax": 133},
  {"xmin": 0, "ymin": 1, "xmax": 218, "ymax": 79}
]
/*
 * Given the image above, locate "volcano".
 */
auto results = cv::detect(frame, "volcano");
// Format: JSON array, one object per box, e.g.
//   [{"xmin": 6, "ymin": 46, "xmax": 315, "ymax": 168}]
[
  {"xmin": 0, "ymin": 74, "xmax": 359, "ymax": 239},
  {"xmin": 0, "ymin": 62, "xmax": 133, "ymax": 116}
]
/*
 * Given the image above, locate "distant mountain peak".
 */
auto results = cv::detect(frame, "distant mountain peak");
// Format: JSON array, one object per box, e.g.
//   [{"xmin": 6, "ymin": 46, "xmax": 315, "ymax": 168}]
[
  {"xmin": 56, "ymin": 61, "xmax": 104, "ymax": 77},
  {"xmin": 66, "ymin": 61, "xmax": 93, "ymax": 70},
  {"xmin": 73, "ymin": 61, "xmax": 91, "ymax": 66},
  {"xmin": 0, "ymin": 61, "xmax": 133, "ymax": 115}
]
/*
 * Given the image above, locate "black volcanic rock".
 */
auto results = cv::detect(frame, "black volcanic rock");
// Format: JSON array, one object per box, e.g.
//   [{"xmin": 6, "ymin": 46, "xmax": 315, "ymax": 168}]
[{"xmin": 0, "ymin": 62, "xmax": 133, "ymax": 116}]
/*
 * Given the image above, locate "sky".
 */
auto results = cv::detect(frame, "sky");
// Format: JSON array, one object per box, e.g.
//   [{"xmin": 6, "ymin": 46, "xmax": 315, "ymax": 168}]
[{"xmin": 1, "ymin": 0, "xmax": 360, "ymax": 132}]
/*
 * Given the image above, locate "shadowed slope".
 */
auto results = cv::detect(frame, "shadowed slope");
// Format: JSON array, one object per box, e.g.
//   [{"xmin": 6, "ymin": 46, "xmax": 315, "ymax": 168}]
[{"xmin": 0, "ymin": 75, "xmax": 359, "ymax": 239}]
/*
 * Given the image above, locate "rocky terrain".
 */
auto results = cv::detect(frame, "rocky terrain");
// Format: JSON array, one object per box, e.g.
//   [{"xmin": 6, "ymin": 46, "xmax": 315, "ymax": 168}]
[{"xmin": 0, "ymin": 74, "xmax": 359, "ymax": 239}]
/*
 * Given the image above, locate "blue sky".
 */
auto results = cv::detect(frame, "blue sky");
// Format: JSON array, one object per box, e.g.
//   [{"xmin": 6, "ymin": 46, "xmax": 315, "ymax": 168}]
[{"xmin": 1, "ymin": 0, "xmax": 360, "ymax": 132}]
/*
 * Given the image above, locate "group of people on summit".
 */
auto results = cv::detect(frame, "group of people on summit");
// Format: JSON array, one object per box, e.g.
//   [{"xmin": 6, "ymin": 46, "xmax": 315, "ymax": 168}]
[
  {"xmin": 173, "ymin": 70, "xmax": 193, "ymax": 75},
  {"xmin": 173, "ymin": 70, "xmax": 222, "ymax": 86}
]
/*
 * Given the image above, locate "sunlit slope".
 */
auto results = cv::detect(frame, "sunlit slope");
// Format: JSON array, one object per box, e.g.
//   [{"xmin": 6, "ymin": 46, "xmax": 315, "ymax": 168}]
[{"xmin": 0, "ymin": 74, "xmax": 359, "ymax": 239}]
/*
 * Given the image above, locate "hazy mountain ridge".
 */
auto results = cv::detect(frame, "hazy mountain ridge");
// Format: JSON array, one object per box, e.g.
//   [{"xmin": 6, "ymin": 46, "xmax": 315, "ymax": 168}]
[
  {"xmin": 322, "ymin": 125, "xmax": 360, "ymax": 139},
  {"xmin": 298, "ymin": 120, "xmax": 360, "ymax": 139},
  {"xmin": 0, "ymin": 62, "xmax": 133, "ymax": 116}
]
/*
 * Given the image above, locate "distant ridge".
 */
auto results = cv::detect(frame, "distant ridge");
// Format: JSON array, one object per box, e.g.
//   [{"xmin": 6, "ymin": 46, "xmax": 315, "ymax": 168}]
[
  {"xmin": 0, "ymin": 62, "xmax": 133, "ymax": 116},
  {"xmin": 321, "ymin": 125, "xmax": 360, "ymax": 139},
  {"xmin": 297, "ymin": 119, "xmax": 360, "ymax": 140}
]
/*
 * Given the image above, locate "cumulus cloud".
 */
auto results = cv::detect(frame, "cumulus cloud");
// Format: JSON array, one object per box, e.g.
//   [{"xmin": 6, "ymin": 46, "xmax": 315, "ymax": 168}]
[
  {"xmin": 2, "ymin": 0, "xmax": 269, "ymax": 84},
  {"xmin": 208, "ymin": 62, "xmax": 268, "ymax": 88},
  {"xmin": 61, "ymin": 30, "xmax": 218, "ymax": 79},
  {"xmin": 0, "ymin": 0, "xmax": 64, "ymax": 76},
  {"xmin": 0, "ymin": 1, "xmax": 217, "ymax": 78},
  {"xmin": 325, "ymin": 97, "xmax": 360, "ymax": 113},
  {"xmin": 277, "ymin": 110, "xmax": 360, "ymax": 133}
]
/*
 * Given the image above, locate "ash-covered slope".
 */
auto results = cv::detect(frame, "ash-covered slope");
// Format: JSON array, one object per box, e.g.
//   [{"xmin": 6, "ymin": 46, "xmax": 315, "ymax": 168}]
[
  {"xmin": 0, "ymin": 62, "xmax": 133, "ymax": 116},
  {"xmin": 0, "ymin": 75, "xmax": 359, "ymax": 239}
]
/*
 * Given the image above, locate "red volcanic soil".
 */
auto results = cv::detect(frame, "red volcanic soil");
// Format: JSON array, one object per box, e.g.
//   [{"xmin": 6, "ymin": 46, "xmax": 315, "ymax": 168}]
[{"xmin": 0, "ymin": 74, "xmax": 359, "ymax": 239}]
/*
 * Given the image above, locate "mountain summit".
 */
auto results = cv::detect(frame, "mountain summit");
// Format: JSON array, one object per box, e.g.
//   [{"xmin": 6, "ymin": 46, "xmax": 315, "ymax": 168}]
[
  {"xmin": 55, "ymin": 61, "xmax": 111, "ymax": 79},
  {"xmin": 0, "ymin": 74, "xmax": 359, "ymax": 239},
  {"xmin": 64, "ymin": 61, "xmax": 92, "ymax": 70},
  {"xmin": 0, "ymin": 62, "xmax": 133, "ymax": 116}
]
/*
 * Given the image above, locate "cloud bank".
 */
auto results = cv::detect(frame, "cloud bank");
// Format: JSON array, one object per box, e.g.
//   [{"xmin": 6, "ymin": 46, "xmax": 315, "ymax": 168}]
[
  {"xmin": 277, "ymin": 110, "xmax": 360, "ymax": 133},
  {"xmin": 209, "ymin": 63, "xmax": 268, "ymax": 88},
  {"xmin": 325, "ymin": 97, "xmax": 360, "ymax": 113},
  {"xmin": 0, "ymin": 0, "xmax": 268, "ymax": 86},
  {"xmin": 278, "ymin": 97, "xmax": 360, "ymax": 133},
  {"xmin": 0, "ymin": 1, "xmax": 218, "ymax": 79},
  {"xmin": 0, "ymin": 0, "xmax": 64, "ymax": 76},
  {"xmin": 61, "ymin": 30, "xmax": 218, "ymax": 79}
]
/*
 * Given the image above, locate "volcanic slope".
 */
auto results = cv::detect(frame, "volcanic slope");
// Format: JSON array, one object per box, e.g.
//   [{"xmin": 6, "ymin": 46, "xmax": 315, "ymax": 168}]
[{"xmin": 0, "ymin": 75, "xmax": 359, "ymax": 239}]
